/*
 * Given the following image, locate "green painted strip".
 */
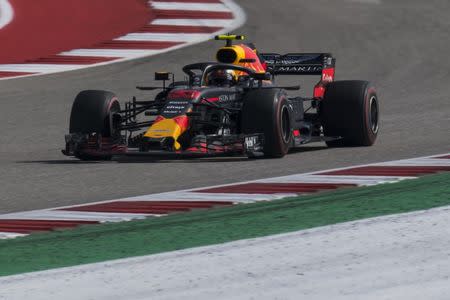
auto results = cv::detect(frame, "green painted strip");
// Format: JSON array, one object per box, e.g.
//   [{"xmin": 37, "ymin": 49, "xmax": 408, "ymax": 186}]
[{"xmin": 0, "ymin": 172, "xmax": 449, "ymax": 277}]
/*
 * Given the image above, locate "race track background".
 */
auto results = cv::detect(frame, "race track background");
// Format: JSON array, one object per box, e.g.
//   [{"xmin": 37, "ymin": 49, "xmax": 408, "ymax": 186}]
[{"xmin": 0, "ymin": 0, "xmax": 449, "ymax": 213}]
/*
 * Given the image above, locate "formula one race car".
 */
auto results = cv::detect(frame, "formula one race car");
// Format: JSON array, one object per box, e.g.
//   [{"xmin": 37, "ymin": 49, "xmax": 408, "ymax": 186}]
[{"xmin": 62, "ymin": 35, "xmax": 379, "ymax": 160}]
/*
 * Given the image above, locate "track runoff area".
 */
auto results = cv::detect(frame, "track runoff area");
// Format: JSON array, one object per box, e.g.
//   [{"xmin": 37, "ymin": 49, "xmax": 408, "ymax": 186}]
[
  {"xmin": 0, "ymin": 0, "xmax": 245, "ymax": 80},
  {"xmin": 0, "ymin": 152, "xmax": 448, "ymax": 240}
]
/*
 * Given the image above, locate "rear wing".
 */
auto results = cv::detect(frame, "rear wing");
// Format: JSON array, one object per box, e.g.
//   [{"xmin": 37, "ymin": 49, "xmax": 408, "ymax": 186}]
[{"xmin": 260, "ymin": 53, "xmax": 335, "ymax": 75}]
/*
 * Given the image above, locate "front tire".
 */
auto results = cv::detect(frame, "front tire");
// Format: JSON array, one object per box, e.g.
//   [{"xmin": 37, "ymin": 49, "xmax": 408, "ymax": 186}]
[
  {"xmin": 69, "ymin": 90, "xmax": 120, "ymax": 160},
  {"xmin": 321, "ymin": 80, "xmax": 379, "ymax": 147},
  {"xmin": 241, "ymin": 89, "xmax": 292, "ymax": 158}
]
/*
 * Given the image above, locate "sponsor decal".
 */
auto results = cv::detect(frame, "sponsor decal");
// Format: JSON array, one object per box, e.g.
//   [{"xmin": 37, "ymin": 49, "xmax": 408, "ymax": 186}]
[
  {"xmin": 161, "ymin": 100, "xmax": 191, "ymax": 116},
  {"xmin": 244, "ymin": 134, "xmax": 264, "ymax": 152},
  {"xmin": 263, "ymin": 55, "xmax": 322, "ymax": 65},
  {"xmin": 322, "ymin": 73, "xmax": 333, "ymax": 81},
  {"xmin": 245, "ymin": 136, "xmax": 257, "ymax": 148},
  {"xmin": 321, "ymin": 68, "xmax": 335, "ymax": 82},
  {"xmin": 218, "ymin": 94, "xmax": 236, "ymax": 102},
  {"xmin": 272, "ymin": 65, "xmax": 323, "ymax": 73}
]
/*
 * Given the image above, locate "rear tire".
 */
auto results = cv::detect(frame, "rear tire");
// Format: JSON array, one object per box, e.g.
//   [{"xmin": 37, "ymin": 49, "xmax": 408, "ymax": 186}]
[
  {"xmin": 241, "ymin": 89, "xmax": 292, "ymax": 158},
  {"xmin": 321, "ymin": 80, "xmax": 379, "ymax": 147},
  {"xmin": 69, "ymin": 90, "xmax": 120, "ymax": 160}
]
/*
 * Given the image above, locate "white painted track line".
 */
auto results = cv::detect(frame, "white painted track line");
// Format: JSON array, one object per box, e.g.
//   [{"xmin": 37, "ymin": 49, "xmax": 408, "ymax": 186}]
[
  {"xmin": 0, "ymin": 64, "xmax": 85, "ymax": 72},
  {"xmin": 0, "ymin": 210, "xmax": 157, "ymax": 222},
  {"xmin": 0, "ymin": 0, "xmax": 13, "ymax": 29},
  {"xmin": 0, "ymin": 232, "xmax": 26, "ymax": 239},
  {"xmin": 376, "ymin": 158, "xmax": 450, "ymax": 167},
  {"xmin": 138, "ymin": 192, "xmax": 297, "ymax": 203},
  {"xmin": 259, "ymin": 175, "xmax": 414, "ymax": 185},
  {"xmin": 151, "ymin": 2, "xmax": 231, "ymax": 12},
  {"xmin": 151, "ymin": 18, "xmax": 235, "ymax": 27},
  {"xmin": 116, "ymin": 33, "xmax": 213, "ymax": 42},
  {"xmin": 79, "ymin": 191, "xmax": 289, "ymax": 203},
  {"xmin": 59, "ymin": 49, "xmax": 161, "ymax": 58}
]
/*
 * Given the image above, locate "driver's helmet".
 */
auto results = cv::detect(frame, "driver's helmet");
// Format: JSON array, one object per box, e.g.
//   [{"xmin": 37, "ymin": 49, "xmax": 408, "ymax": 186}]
[{"xmin": 206, "ymin": 69, "xmax": 237, "ymax": 86}]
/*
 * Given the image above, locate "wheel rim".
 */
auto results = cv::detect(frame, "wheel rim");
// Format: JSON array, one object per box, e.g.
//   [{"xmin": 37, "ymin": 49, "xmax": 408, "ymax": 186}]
[
  {"xmin": 108, "ymin": 101, "xmax": 121, "ymax": 138},
  {"xmin": 281, "ymin": 105, "xmax": 291, "ymax": 143},
  {"xmin": 369, "ymin": 96, "xmax": 379, "ymax": 134}
]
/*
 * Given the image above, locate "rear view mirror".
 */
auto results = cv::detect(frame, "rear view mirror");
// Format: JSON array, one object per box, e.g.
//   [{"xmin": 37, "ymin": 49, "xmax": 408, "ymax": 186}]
[
  {"xmin": 155, "ymin": 72, "xmax": 170, "ymax": 81},
  {"xmin": 252, "ymin": 72, "xmax": 271, "ymax": 81},
  {"xmin": 239, "ymin": 58, "xmax": 256, "ymax": 63}
]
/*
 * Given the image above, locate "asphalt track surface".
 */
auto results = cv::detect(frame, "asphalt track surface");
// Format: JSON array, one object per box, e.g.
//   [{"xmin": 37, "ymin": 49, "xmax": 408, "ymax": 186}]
[{"xmin": 0, "ymin": 0, "xmax": 449, "ymax": 213}]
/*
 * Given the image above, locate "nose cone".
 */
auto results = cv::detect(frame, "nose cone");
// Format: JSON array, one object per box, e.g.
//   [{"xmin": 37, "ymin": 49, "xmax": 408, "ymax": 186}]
[{"xmin": 144, "ymin": 116, "xmax": 189, "ymax": 150}]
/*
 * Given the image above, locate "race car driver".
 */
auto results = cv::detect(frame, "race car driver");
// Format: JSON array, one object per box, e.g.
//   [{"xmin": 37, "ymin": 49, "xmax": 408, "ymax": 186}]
[{"xmin": 206, "ymin": 69, "xmax": 237, "ymax": 87}]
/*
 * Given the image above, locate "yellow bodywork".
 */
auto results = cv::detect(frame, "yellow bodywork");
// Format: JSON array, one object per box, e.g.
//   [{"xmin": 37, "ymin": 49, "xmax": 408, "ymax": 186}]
[{"xmin": 144, "ymin": 118, "xmax": 183, "ymax": 150}]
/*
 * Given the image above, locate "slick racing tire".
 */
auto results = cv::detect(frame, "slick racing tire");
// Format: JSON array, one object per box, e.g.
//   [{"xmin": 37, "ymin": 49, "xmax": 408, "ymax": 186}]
[
  {"xmin": 242, "ymin": 89, "xmax": 292, "ymax": 158},
  {"xmin": 69, "ymin": 90, "xmax": 121, "ymax": 160},
  {"xmin": 321, "ymin": 81, "xmax": 379, "ymax": 147}
]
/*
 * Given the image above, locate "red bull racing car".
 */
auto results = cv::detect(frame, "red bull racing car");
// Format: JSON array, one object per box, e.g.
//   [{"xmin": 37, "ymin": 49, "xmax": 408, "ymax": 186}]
[{"xmin": 62, "ymin": 35, "xmax": 379, "ymax": 160}]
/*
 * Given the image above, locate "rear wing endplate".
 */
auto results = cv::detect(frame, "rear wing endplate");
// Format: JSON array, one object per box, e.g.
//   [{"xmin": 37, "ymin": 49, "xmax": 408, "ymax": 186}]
[{"xmin": 260, "ymin": 53, "xmax": 335, "ymax": 75}]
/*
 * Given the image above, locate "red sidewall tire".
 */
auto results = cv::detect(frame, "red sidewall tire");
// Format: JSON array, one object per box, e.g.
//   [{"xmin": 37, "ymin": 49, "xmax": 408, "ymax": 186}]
[
  {"xmin": 241, "ymin": 89, "xmax": 292, "ymax": 158},
  {"xmin": 322, "ymin": 81, "xmax": 379, "ymax": 147}
]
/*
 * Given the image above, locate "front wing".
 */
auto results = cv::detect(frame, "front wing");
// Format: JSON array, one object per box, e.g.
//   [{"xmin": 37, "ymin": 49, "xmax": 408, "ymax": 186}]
[{"xmin": 62, "ymin": 133, "xmax": 265, "ymax": 159}]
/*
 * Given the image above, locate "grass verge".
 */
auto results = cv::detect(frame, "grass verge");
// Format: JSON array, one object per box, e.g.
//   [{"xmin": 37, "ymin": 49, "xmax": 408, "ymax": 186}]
[{"xmin": 0, "ymin": 172, "xmax": 449, "ymax": 276}]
